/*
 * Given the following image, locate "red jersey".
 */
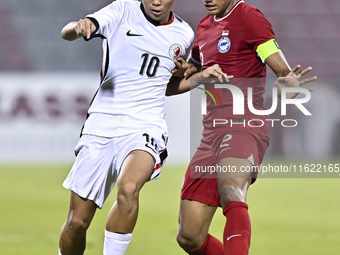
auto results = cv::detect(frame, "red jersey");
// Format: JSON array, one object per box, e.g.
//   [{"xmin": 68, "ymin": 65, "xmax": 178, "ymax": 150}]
[
  {"xmin": 181, "ymin": 1, "xmax": 276, "ymax": 204},
  {"xmin": 191, "ymin": 0, "xmax": 275, "ymax": 110}
]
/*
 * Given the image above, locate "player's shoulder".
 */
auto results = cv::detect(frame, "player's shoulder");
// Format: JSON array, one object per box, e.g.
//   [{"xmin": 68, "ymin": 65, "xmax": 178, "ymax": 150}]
[
  {"xmin": 197, "ymin": 15, "xmax": 213, "ymax": 29},
  {"xmin": 172, "ymin": 13, "xmax": 195, "ymax": 37},
  {"xmin": 114, "ymin": 0, "xmax": 139, "ymax": 5},
  {"xmin": 104, "ymin": 0, "xmax": 139, "ymax": 14},
  {"xmin": 112, "ymin": 0, "xmax": 140, "ymax": 11},
  {"xmin": 173, "ymin": 14, "xmax": 193, "ymax": 29},
  {"xmin": 232, "ymin": 1, "xmax": 270, "ymax": 29},
  {"xmin": 238, "ymin": 2, "xmax": 267, "ymax": 20}
]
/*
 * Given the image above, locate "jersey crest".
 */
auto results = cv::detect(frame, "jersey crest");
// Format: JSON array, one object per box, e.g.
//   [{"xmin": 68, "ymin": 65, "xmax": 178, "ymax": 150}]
[
  {"xmin": 218, "ymin": 37, "xmax": 231, "ymax": 53},
  {"xmin": 169, "ymin": 43, "xmax": 184, "ymax": 59}
]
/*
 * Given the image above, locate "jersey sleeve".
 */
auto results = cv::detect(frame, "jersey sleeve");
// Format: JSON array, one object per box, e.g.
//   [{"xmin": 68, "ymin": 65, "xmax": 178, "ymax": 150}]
[
  {"xmin": 189, "ymin": 18, "xmax": 207, "ymax": 64},
  {"xmin": 86, "ymin": 1, "xmax": 125, "ymax": 39},
  {"xmin": 189, "ymin": 38, "xmax": 200, "ymax": 64},
  {"xmin": 244, "ymin": 8, "xmax": 276, "ymax": 54},
  {"xmin": 183, "ymin": 27, "xmax": 195, "ymax": 60}
]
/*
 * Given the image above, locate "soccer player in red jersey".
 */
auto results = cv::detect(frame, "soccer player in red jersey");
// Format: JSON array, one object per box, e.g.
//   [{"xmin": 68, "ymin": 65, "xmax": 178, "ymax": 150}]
[{"xmin": 175, "ymin": 0, "xmax": 317, "ymax": 254}]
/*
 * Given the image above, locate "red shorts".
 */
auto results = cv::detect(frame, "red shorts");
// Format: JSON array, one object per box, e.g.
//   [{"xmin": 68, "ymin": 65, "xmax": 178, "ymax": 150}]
[{"xmin": 181, "ymin": 130, "xmax": 269, "ymax": 207}]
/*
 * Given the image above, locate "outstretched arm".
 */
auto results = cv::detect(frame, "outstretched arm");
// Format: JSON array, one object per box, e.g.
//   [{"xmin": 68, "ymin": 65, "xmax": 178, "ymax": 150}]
[
  {"xmin": 264, "ymin": 49, "xmax": 316, "ymax": 99},
  {"xmin": 166, "ymin": 57, "xmax": 198, "ymax": 96},
  {"xmin": 171, "ymin": 57, "xmax": 198, "ymax": 79},
  {"xmin": 265, "ymin": 51, "xmax": 291, "ymax": 77},
  {"xmin": 61, "ymin": 18, "xmax": 97, "ymax": 41},
  {"xmin": 166, "ymin": 61, "xmax": 232, "ymax": 96},
  {"xmin": 275, "ymin": 65, "xmax": 317, "ymax": 99}
]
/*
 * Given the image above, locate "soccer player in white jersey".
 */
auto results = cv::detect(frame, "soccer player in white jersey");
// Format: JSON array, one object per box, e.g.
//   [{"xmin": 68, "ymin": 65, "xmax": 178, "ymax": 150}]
[{"xmin": 58, "ymin": 0, "xmax": 230, "ymax": 255}]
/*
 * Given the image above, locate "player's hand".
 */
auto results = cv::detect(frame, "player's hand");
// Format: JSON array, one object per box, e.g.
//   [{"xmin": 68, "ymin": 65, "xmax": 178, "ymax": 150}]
[
  {"xmin": 74, "ymin": 18, "xmax": 96, "ymax": 39},
  {"xmin": 201, "ymin": 64, "xmax": 233, "ymax": 83},
  {"xmin": 171, "ymin": 57, "xmax": 198, "ymax": 78},
  {"xmin": 275, "ymin": 65, "xmax": 317, "ymax": 99}
]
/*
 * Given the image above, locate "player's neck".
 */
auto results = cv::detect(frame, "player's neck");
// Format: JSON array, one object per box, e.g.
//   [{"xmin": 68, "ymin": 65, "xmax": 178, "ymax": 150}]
[
  {"xmin": 140, "ymin": 3, "xmax": 173, "ymax": 26},
  {"xmin": 219, "ymin": 0, "xmax": 240, "ymax": 18}
]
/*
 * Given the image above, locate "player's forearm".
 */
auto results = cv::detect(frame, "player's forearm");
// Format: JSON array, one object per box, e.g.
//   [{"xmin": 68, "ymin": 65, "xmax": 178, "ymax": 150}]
[
  {"xmin": 265, "ymin": 52, "xmax": 291, "ymax": 77},
  {"xmin": 166, "ymin": 64, "xmax": 229, "ymax": 96},
  {"xmin": 166, "ymin": 72, "xmax": 202, "ymax": 96},
  {"xmin": 265, "ymin": 52, "xmax": 292, "ymax": 99},
  {"xmin": 61, "ymin": 22, "xmax": 80, "ymax": 41},
  {"xmin": 166, "ymin": 77, "xmax": 190, "ymax": 96}
]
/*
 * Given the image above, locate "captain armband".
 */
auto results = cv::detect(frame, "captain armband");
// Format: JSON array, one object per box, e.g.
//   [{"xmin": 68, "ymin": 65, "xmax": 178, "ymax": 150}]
[{"xmin": 256, "ymin": 39, "xmax": 282, "ymax": 63}]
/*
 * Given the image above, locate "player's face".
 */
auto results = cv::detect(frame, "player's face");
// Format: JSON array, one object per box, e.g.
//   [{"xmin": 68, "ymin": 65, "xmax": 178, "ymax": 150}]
[
  {"xmin": 202, "ymin": 0, "xmax": 238, "ymax": 17},
  {"xmin": 142, "ymin": 0, "xmax": 174, "ymax": 24}
]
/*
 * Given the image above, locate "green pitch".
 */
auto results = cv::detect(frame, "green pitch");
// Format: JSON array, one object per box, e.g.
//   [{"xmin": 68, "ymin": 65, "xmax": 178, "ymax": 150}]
[{"xmin": 0, "ymin": 159, "xmax": 339, "ymax": 254}]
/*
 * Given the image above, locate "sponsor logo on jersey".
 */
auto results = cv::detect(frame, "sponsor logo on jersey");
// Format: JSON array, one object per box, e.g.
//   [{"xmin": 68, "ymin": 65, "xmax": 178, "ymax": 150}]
[
  {"xmin": 169, "ymin": 43, "xmax": 184, "ymax": 59},
  {"xmin": 227, "ymin": 234, "xmax": 242, "ymax": 241},
  {"xmin": 126, "ymin": 30, "xmax": 143, "ymax": 37},
  {"xmin": 199, "ymin": 42, "xmax": 207, "ymax": 50},
  {"xmin": 218, "ymin": 37, "xmax": 231, "ymax": 53}
]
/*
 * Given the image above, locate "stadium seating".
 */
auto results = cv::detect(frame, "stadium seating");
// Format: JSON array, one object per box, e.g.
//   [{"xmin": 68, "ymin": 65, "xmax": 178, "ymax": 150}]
[
  {"xmin": 0, "ymin": 4, "xmax": 27, "ymax": 70},
  {"xmin": 0, "ymin": 0, "xmax": 338, "ymax": 76}
]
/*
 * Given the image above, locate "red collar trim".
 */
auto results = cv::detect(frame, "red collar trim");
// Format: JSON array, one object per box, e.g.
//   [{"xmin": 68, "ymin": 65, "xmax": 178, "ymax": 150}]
[{"xmin": 157, "ymin": 13, "xmax": 174, "ymax": 26}]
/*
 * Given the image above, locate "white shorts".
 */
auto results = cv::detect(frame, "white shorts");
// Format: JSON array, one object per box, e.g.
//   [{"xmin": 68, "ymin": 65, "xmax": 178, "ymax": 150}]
[{"xmin": 62, "ymin": 131, "xmax": 168, "ymax": 209}]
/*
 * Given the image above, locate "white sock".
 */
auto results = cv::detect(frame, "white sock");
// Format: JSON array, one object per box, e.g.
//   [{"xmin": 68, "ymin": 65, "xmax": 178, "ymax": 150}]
[{"xmin": 103, "ymin": 230, "xmax": 132, "ymax": 255}]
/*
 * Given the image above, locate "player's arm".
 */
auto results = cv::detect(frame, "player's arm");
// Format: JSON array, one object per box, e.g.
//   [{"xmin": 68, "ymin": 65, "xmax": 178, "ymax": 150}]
[
  {"xmin": 257, "ymin": 38, "xmax": 301, "ymax": 98},
  {"xmin": 166, "ymin": 57, "xmax": 198, "ymax": 96},
  {"xmin": 166, "ymin": 63, "xmax": 232, "ymax": 96},
  {"xmin": 61, "ymin": 18, "xmax": 97, "ymax": 41},
  {"xmin": 171, "ymin": 57, "xmax": 199, "ymax": 79},
  {"xmin": 166, "ymin": 36, "xmax": 204, "ymax": 96},
  {"xmin": 266, "ymin": 51, "xmax": 316, "ymax": 99},
  {"xmin": 275, "ymin": 65, "xmax": 317, "ymax": 99},
  {"xmin": 265, "ymin": 51, "xmax": 291, "ymax": 77},
  {"xmin": 256, "ymin": 39, "xmax": 291, "ymax": 77},
  {"xmin": 186, "ymin": 57, "xmax": 203, "ymax": 73}
]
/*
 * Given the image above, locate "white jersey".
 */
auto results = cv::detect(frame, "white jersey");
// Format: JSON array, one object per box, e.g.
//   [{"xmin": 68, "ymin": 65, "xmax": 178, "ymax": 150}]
[{"xmin": 82, "ymin": 0, "xmax": 194, "ymax": 137}]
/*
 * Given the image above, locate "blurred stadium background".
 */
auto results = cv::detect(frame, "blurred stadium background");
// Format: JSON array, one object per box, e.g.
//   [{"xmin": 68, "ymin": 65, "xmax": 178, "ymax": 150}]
[{"xmin": 0, "ymin": 0, "xmax": 339, "ymax": 254}]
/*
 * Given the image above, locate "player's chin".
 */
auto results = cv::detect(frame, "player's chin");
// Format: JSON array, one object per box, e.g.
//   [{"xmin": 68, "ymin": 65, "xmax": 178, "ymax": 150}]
[
  {"xmin": 205, "ymin": 9, "xmax": 219, "ymax": 16},
  {"xmin": 151, "ymin": 14, "xmax": 166, "ymax": 23},
  {"xmin": 205, "ymin": 7, "xmax": 223, "ymax": 16}
]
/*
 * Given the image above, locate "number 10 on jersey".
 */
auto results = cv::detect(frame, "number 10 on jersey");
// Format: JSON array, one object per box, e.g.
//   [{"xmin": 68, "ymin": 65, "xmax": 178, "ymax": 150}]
[{"xmin": 139, "ymin": 53, "xmax": 160, "ymax": 78}]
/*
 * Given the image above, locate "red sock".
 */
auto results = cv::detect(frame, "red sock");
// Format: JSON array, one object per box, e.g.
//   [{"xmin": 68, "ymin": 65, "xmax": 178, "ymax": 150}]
[
  {"xmin": 187, "ymin": 234, "xmax": 224, "ymax": 255},
  {"xmin": 223, "ymin": 201, "xmax": 251, "ymax": 255}
]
